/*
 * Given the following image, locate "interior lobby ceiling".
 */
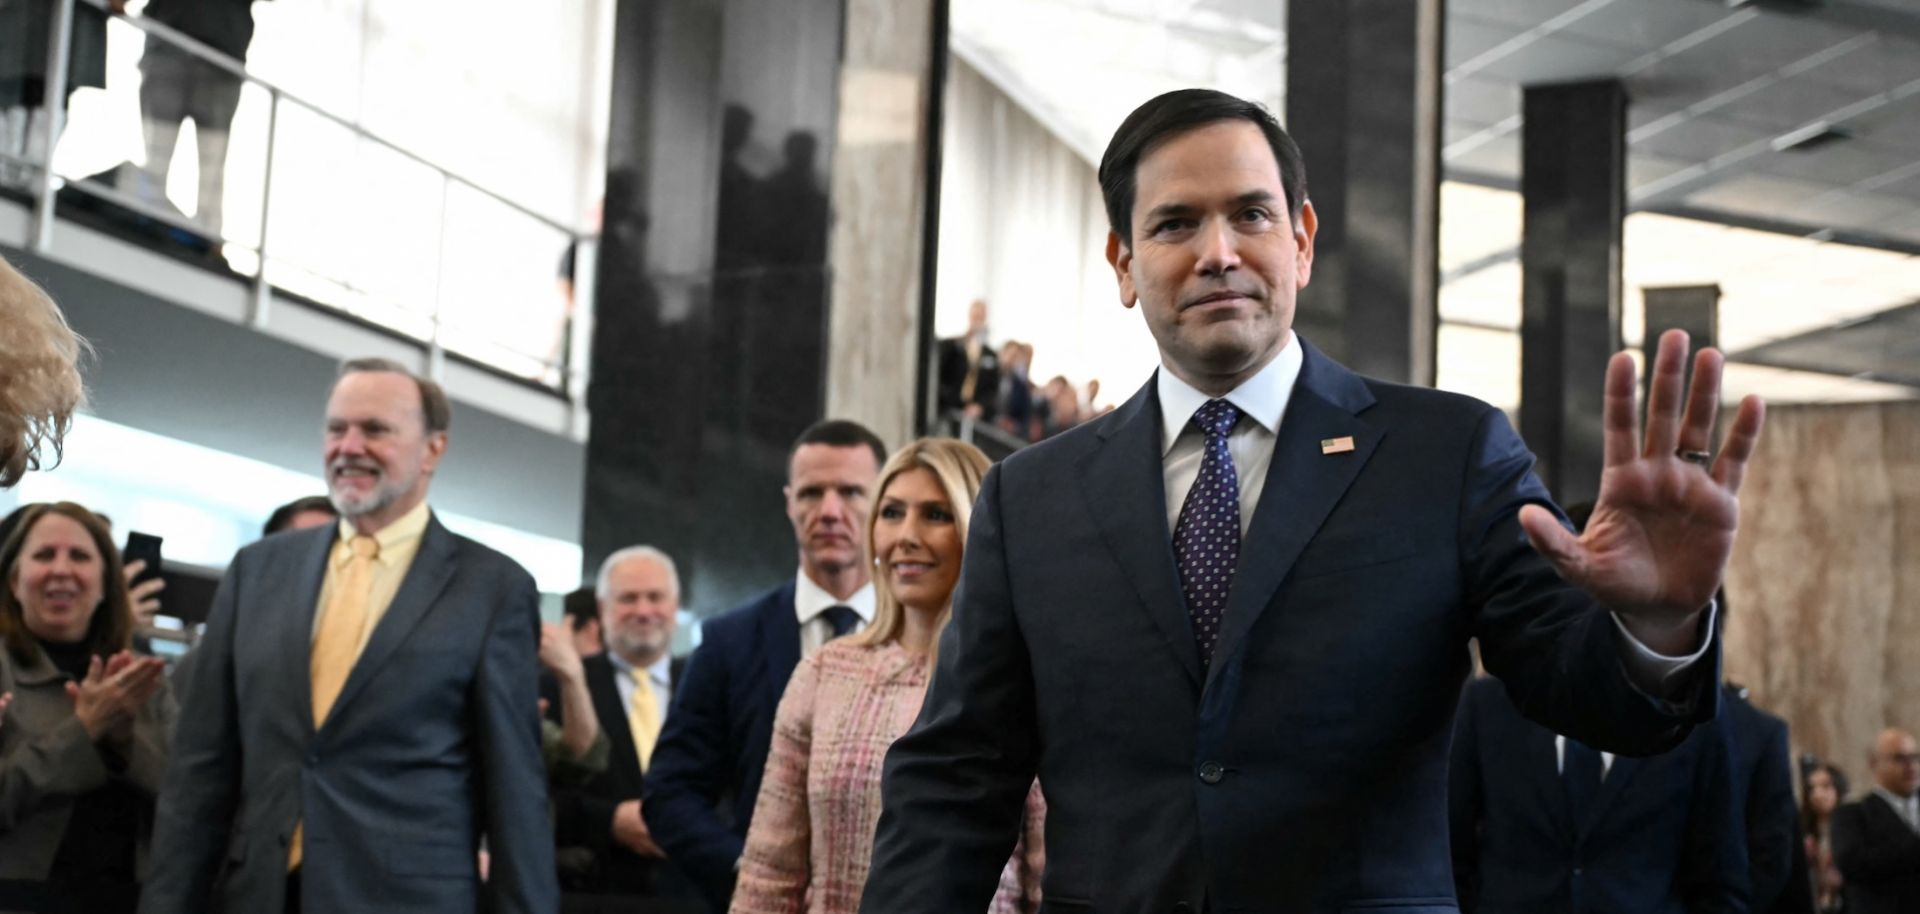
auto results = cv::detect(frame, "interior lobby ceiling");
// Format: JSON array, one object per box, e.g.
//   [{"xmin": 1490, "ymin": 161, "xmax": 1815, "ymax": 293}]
[{"xmin": 951, "ymin": 0, "xmax": 1920, "ymax": 402}]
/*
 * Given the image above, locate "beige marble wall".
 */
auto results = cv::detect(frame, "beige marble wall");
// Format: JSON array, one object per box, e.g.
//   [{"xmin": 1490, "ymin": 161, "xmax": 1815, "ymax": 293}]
[
  {"xmin": 1723, "ymin": 400, "xmax": 1920, "ymax": 782},
  {"xmin": 822, "ymin": 0, "xmax": 936, "ymax": 451}
]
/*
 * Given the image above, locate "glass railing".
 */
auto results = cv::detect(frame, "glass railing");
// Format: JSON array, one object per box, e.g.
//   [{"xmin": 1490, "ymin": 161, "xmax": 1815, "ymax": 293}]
[{"xmin": 0, "ymin": 0, "xmax": 595, "ymax": 396}]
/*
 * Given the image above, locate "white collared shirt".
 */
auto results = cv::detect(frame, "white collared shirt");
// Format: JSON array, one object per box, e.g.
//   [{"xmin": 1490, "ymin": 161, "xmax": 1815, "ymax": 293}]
[
  {"xmin": 1874, "ymin": 786, "xmax": 1920, "ymax": 832},
  {"xmin": 1153, "ymin": 332, "xmax": 1710, "ymax": 690},
  {"xmin": 607, "ymin": 649, "xmax": 674, "ymax": 715},
  {"xmin": 1157, "ymin": 333, "xmax": 1303, "ymax": 537},
  {"xmin": 794, "ymin": 569, "xmax": 875, "ymax": 658},
  {"xmin": 1553, "ymin": 735, "xmax": 1617, "ymax": 778}
]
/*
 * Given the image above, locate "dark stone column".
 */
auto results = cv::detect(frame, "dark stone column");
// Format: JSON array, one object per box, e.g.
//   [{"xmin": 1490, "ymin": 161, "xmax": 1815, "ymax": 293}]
[
  {"xmin": 583, "ymin": 0, "xmax": 846, "ymax": 614},
  {"xmin": 1285, "ymin": 0, "xmax": 1443, "ymax": 385},
  {"xmin": 1642, "ymin": 284, "xmax": 1721, "ymax": 401},
  {"xmin": 1520, "ymin": 80, "xmax": 1627, "ymax": 507}
]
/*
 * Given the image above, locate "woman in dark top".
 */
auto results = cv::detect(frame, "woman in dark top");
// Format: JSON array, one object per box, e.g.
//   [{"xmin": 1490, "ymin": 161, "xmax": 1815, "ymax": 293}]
[{"xmin": 0, "ymin": 501, "xmax": 172, "ymax": 914}]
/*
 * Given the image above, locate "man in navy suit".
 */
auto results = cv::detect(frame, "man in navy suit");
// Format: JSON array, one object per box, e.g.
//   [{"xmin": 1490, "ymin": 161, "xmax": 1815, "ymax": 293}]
[
  {"xmin": 1449, "ymin": 674, "xmax": 1748, "ymax": 913},
  {"xmin": 861, "ymin": 89, "xmax": 1767, "ymax": 912},
  {"xmin": 644, "ymin": 419, "xmax": 887, "ymax": 909}
]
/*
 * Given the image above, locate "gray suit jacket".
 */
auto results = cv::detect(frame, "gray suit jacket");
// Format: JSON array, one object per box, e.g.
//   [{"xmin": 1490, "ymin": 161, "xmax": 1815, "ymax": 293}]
[{"xmin": 138, "ymin": 514, "xmax": 559, "ymax": 914}]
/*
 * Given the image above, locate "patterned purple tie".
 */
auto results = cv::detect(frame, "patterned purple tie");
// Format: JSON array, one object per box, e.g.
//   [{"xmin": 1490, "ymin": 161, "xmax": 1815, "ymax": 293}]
[{"xmin": 1174, "ymin": 398, "xmax": 1242, "ymax": 666}]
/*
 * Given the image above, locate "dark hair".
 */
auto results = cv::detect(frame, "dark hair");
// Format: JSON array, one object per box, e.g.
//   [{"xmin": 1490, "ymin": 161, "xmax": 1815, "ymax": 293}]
[
  {"xmin": 338, "ymin": 357, "xmax": 452, "ymax": 434},
  {"xmin": 263, "ymin": 495, "xmax": 338, "ymax": 537},
  {"xmin": 0, "ymin": 501, "xmax": 133, "ymax": 662},
  {"xmin": 1800, "ymin": 761, "xmax": 1850, "ymax": 836},
  {"xmin": 563, "ymin": 586, "xmax": 598, "ymax": 632},
  {"xmin": 789, "ymin": 419, "xmax": 887, "ymax": 471},
  {"xmin": 1098, "ymin": 89, "xmax": 1308, "ymax": 247}
]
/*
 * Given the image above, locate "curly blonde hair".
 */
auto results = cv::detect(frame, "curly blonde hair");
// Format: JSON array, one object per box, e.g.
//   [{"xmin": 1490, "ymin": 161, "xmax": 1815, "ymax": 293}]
[{"xmin": 0, "ymin": 254, "xmax": 86, "ymax": 487}]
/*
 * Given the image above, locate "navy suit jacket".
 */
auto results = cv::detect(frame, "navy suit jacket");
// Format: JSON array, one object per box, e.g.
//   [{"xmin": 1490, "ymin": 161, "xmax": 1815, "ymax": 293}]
[
  {"xmin": 1450, "ymin": 676, "xmax": 1747, "ymax": 914},
  {"xmin": 1724, "ymin": 686, "xmax": 1801, "ymax": 913},
  {"xmin": 140, "ymin": 516, "xmax": 558, "ymax": 914},
  {"xmin": 862, "ymin": 340, "xmax": 1720, "ymax": 914},
  {"xmin": 644, "ymin": 582, "xmax": 799, "ymax": 909}
]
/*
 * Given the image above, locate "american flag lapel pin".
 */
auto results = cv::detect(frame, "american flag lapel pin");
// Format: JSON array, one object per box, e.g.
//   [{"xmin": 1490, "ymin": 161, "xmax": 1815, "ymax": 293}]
[{"xmin": 1320, "ymin": 436, "xmax": 1355, "ymax": 455}]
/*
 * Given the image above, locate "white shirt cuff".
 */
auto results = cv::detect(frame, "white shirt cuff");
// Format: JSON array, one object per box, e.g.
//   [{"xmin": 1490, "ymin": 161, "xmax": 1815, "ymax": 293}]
[{"xmin": 1610, "ymin": 598, "xmax": 1717, "ymax": 697}]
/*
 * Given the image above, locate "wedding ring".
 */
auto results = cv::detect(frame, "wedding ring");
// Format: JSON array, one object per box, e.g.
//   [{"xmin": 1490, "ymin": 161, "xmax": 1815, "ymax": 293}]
[{"xmin": 1675, "ymin": 448, "xmax": 1712, "ymax": 467}]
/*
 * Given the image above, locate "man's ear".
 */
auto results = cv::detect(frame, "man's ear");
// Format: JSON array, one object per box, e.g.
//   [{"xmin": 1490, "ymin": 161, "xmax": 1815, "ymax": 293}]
[
  {"xmin": 422, "ymin": 431, "xmax": 449, "ymax": 474},
  {"xmin": 1293, "ymin": 200, "xmax": 1318, "ymax": 289},
  {"xmin": 1105, "ymin": 231, "xmax": 1137, "ymax": 309}
]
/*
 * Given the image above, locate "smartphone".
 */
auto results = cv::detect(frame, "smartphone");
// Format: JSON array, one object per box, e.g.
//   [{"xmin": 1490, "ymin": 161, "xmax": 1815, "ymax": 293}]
[{"xmin": 123, "ymin": 531, "xmax": 164, "ymax": 589}]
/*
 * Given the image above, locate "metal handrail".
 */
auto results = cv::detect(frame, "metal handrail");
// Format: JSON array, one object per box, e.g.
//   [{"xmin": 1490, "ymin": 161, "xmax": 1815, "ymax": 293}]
[{"xmin": 23, "ymin": 0, "xmax": 597, "ymax": 402}]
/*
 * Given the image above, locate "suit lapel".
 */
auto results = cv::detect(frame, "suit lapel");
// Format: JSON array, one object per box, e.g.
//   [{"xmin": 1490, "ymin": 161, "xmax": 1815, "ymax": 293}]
[
  {"xmin": 1578, "ymin": 753, "xmax": 1641, "ymax": 840},
  {"xmin": 762, "ymin": 583, "xmax": 801, "ymax": 708},
  {"xmin": 1204, "ymin": 341, "xmax": 1381, "ymax": 694},
  {"xmin": 1077, "ymin": 379, "xmax": 1201, "ymax": 688},
  {"xmin": 319, "ymin": 516, "xmax": 457, "ymax": 733},
  {"xmin": 280, "ymin": 527, "xmax": 334, "ymax": 736}
]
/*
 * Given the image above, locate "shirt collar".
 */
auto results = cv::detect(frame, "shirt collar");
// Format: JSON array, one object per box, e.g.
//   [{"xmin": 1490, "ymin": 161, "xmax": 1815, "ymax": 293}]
[
  {"xmin": 1157, "ymin": 333, "xmax": 1303, "ymax": 456},
  {"xmin": 333, "ymin": 500, "xmax": 432, "ymax": 565},
  {"xmin": 607, "ymin": 647, "xmax": 673, "ymax": 688},
  {"xmin": 794, "ymin": 568, "xmax": 875, "ymax": 625},
  {"xmin": 1874, "ymin": 785, "xmax": 1918, "ymax": 807}
]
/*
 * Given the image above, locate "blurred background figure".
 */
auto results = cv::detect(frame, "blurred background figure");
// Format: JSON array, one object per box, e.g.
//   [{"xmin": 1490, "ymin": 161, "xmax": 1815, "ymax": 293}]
[
  {"xmin": 0, "ymin": 254, "xmax": 85, "ymax": 489},
  {"xmin": 127, "ymin": 0, "xmax": 265, "ymax": 237},
  {"xmin": 731, "ymin": 438, "xmax": 1043, "ymax": 914},
  {"xmin": 1833, "ymin": 729, "xmax": 1920, "ymax": 914},
  {"xmin": 0, "ymin": 501, "xmax": 174, "ymax": 914},
  {"xmin": 1803, "ymin": 760, "xmax": 1850, "ymax": 913},
  {"xmin": 0, "ymin": 0, "xmax": 120, "ymax": 187},
  {"xmin": 937, "ymin": 300, "xmax": 998, "ymax": 423},
  {"xmin": 563, "ymin": 585, "xmax": 604, "ymax": 660},
  {"xmin": 260, "ymin": 495, "xmax": 337, "ymax": 537}
]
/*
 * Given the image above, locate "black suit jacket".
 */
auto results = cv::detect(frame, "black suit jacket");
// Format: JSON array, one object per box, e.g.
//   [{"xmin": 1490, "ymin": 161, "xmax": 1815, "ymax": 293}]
[
  {"xmin": 1724, "ymin": 686, "xmax": 1803, "ymax": 913},
  {"xmin": 936, "ymin": 336, "xmax": 1000, "ymax": 418},
  {"xmin": 644, "ymin": 583, "xmax": 800, "ymax": 910},
  {"xmin": 863, "ymin": 341, "xmax": 1720, "ymax": 913},
  {"xmin": 552, "ymin": 653, "xmax": 698, "ymax": 902},
  {"xmin": 141, "ymin": 516, "xmax": 557, "ymax": 914},
  {"xmin": 1450, "ymin": 676, "xmax": 1747, "ymax": 914},
  {"xmin": 1833, "ymin": 793, "xmax": 1920, "ymax": 914}
]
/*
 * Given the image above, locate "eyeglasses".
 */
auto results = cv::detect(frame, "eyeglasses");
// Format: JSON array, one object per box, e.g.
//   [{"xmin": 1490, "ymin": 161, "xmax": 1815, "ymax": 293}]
[{"xmin": 1884, "ymin": 753, "xmax": 1920, "ymax": 766}]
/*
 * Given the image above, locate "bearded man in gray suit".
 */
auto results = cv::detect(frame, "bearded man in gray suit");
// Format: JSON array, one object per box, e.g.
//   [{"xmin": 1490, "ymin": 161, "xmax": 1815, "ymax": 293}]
[{"xmin": 141, "ymin": 358, "xmax": 557, "ymax": 914}]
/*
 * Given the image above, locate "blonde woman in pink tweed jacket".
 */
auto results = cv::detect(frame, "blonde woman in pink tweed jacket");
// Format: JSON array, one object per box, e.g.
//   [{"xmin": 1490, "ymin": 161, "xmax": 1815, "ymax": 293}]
[{"xmin": 732, "ymin": 438, "xmax": 1045, "ymax": 914}]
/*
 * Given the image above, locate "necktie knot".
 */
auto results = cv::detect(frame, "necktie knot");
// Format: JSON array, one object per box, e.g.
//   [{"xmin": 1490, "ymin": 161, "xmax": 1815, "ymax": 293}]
[
  {"xmin": 1192, "ymin": 399, "xmax": 1241, "ymax": 439},
  {"xmin": 821, "ymin": 605, "xmax": 860, "ymax": 638},
  {"xmin": 348, "ymin": 536, "xmax": 379, "ymax": 560}
]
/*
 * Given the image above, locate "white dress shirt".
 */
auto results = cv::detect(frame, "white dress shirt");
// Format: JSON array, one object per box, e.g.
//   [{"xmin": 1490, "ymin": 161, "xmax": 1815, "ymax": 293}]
[
  {"xmin": 607, "ymin": 649, "xmax": 674, "ymax": 715},
  {"xmin": 1874, "ymin": 786, "xmax": 1920, "ymax": 832},
  {"xmin": 794, "ymin": 569, "xmax": 875, "ymax": 658},
  {"xmin": 1153, "ymin": 332, "xmax": 1714, "ymax": 692}
]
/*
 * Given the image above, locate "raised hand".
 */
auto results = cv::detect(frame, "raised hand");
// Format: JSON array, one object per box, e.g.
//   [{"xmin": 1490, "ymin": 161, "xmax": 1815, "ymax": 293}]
[
  {"xmin": 1518, "ymin": 329, "xmax": 1766, "ymax": 655},
  {"xmin": 66, "ymin": 651, "xmax": 167, "ymax": 743},
  {"xmin": 124, "ymin": 559, "xmax": 167, "ymax": 630}
]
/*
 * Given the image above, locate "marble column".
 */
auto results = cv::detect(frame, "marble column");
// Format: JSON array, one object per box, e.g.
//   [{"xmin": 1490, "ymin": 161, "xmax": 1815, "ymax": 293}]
[
  {"xmin": 1519, "ymin": 80, "xmax": 1626, "ymax": 506},
  {"xmin": 824, "ymin": 0, "xmax": 942, "ymax": 451},
  {"xmin": 1285, "ymin": 0, "xmax": 1443, "ymax": 385}
]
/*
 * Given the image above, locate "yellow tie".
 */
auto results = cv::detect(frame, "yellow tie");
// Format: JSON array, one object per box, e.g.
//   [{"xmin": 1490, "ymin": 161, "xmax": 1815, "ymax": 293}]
[
  {"xmin": 628, "ymin": 673, "xmax": 660, "ymax": 770},
  {"xmin": 291, "ymin": 534, "xmax": 379, "ymax": 871}
]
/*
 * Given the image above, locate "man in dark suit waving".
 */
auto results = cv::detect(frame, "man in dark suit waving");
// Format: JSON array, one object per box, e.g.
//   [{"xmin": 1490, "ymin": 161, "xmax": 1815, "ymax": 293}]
[
  {"xmin": 141, "ymin": 358, "xmax": 557, "ymax": 914},
  {"xmin": 862, "ymin": 89, "xmax": 1767, "ymax": 912}
]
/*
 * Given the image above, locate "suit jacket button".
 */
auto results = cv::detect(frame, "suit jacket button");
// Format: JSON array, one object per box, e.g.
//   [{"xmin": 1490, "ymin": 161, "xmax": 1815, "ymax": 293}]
[{"xmin": 1198, "ymin": 761, "xmax": 1224, "ymax": 784}]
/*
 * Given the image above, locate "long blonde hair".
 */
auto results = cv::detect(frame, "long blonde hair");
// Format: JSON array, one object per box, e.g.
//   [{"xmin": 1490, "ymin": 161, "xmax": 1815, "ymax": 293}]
[{"xmin": 852, "ymin": 438, "xmax": 990, "ymax": 654}]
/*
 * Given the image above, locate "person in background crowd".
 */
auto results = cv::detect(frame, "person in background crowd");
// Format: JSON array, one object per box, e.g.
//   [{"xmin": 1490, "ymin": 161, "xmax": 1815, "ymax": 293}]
[
  {"xmin": 0, "ymin": 254, "xmax": 86, "ymax": 490},
  {"xmin": 1832, "ymin": 729, "xmax": 1920, "ymax": 914},
  {"xmin": 0, "ymin": 501, "xmax": 174, "ymax": 914},
  {"xmin": 1722, "ymin": 678, "xmax": 1808, "ymax": 914},
  {"xmin": 128, "ymin": 0, "xmax": 266, "ymax": 237},
  {"xmin": 1038, "ymin": 375, "xmax": 1080, "ymax": 438},
  {"xmin": 937, "ymin": 300, "xmax": 1000, "ymax": 422},
  {"xmin": 1803, "ymin": 761, "xmax": 1850, "ymax": 913},
  {"xmin": 995, "ymin": 341, "xmax": 1036, "ymax": 441},
  {"xmin": 140, "ymin": 357, "xmax": 556, "ymax": 914},
  {"xmin": 262, "ymin": 495, "xmax": 338, "ymax": 537},
  {"xmin": 646, "ymin": 420, "xmax": 886, "ymax": 912},
  {"xmin": 539, "ymin": 617, "xmax": 608, "ymax": 786},
  {"xmin": 732, "ymin": 438, "xmax": 1042, "ymax": 914},
  {"xmin": 552, "ymin": 546, "xmax": 702, "ymax": 913},
  {"xmin": 564, "ymin": 585, "xmax": 605, "ymax": 659},
  {"xmin": 0, "ymin": 0, "xmax": 121, "ymax": 188}
]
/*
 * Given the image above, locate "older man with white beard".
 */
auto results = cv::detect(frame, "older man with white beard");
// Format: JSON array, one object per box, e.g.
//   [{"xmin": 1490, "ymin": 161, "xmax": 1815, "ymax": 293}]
[
  {"xmin": 143, "ymin": 357, "xmax": 556, "ymax": 914},
  {"xmin": 550, "ymin": 546, "xmax": 704, "ymax": 912}
]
